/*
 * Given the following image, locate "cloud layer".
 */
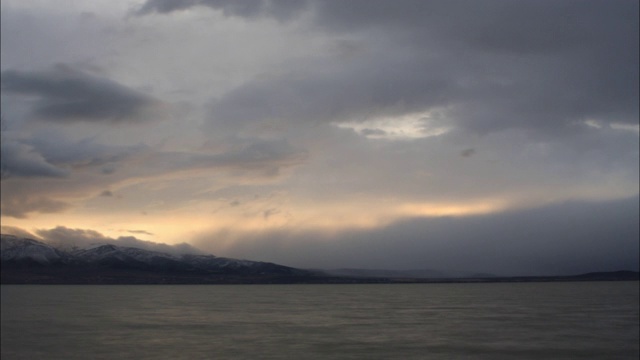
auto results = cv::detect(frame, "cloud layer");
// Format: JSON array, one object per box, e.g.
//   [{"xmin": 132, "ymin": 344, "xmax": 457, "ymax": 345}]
[
  {"xmin": 1, "ymin": 0, "xmax": 637, "ymax": 274},
  {"xmin": 144, "ymin": 0, "xmax": 639, "ymax": 135}
]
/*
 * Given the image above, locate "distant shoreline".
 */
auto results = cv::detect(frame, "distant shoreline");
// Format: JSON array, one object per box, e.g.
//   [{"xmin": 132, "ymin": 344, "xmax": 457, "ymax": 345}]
[{"xmin": 2, "ymin": 269, "xmax": 637, "ymax": 285}]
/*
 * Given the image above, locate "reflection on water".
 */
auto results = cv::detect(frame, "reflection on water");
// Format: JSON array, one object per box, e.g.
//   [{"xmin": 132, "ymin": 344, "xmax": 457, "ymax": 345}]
[{"xmin": 2, "ymin": 282, "xmax": 638, "ymax": 359}]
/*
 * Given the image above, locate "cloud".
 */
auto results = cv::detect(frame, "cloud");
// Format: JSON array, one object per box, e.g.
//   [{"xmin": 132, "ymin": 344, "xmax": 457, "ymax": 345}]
[
  {"xmin": 1, "ymin": 128, "xmax": 146, "ymax": 180},
  {"xmin": 193, "ymin": 196, "xmax": 639, "ymax": 275},
  {"xmin": 460, "ymin": 148, "xmax": 476, "ymax": 158},
  {"xmin": 136, "ymin": 0, "xmax": 308, "ymax": 22},
  {"xmin": 35, "ymin": 226, "xmax": 203, "ymax": 255},
  {"xmin": 210, "ymin": 138, "xmax": 307, "ymax": 170},
  {"xmin": 101, "ymin": 164, "xmax": 117, "ymax": 175},
  {"xmin": 1, "ymin": 0, "xmax": 636, "ymax": 270},
  {"xmin": 187, "ymin": 0, "xmax": 638, "ymax": 137},
  {"xmin": 1, "ymin": 64, "xmax": 159, "ymax": 123},
  {"xmin": 208, "ymin": 52, "xmax": 456, "ymax": 132},
  {"xmin": 0, "ymin": 139, "xmax": 69, "ymax": 179},
  {"xmin": 360, "ymin": 128, "xmax": 387, "ymax": 137},
  {"xmin": 0, "ymin": 225, "xmax": 39, "ymax": 240},
  {"xmin": 0, "ymin": 135, "xmax": 306, "ymax": 221},
  {"xmin": 24, "ymin": 134, "xmax": 147, "ymax": 170},
  {"xmin": 139, "ymin": 137, "xmax": 308, "ymax": 180},
  {"xmin": 126, "ymin": 229, "xmax": 154, "ymax": 236},
  {"xmin": 263, "ymin": 208, "xmax": 280, "ymax": 220},
  {"xmin": 0, "ymin": 195, "xmax": 71, "ymax": 219}
]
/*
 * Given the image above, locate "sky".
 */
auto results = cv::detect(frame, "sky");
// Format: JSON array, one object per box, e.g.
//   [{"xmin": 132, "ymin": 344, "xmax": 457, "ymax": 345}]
[{"xmin": 1, "ymin": 0, "xmax": 638, "ymax": 275}]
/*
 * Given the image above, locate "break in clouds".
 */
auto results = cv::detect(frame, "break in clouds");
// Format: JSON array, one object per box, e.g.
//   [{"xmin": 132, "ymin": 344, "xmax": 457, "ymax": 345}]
[{"xmin": 0, "ymin": 0, "xmax": 638, "ymax": 275}]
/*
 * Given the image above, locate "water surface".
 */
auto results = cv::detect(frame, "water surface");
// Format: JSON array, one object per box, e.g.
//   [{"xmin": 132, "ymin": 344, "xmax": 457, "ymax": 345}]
[{"xmin": 2, "ymin": 282, "xmax": 638, "ymax": 359}]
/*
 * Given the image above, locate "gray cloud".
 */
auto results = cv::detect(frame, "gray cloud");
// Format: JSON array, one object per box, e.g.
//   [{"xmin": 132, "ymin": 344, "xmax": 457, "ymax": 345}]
[
  {"xmin": 0, "ymin": 136, "xmax": 305, "ymax": 220},
  {"xmin": 208, "ymin": 51, "xmax": 456, "ymax": 132},
  {"xmin": 101, "ymin": 164, "xmax": 117, "ymax": 175},
  {"xmin": 0, "ymin": 226, "xmax": 39, "ymax": 240},
  {"xmin": 460, "ymin": 148, "xmax": 476, "ymax": 158},
  {"xmin": 145, "ymin": 137, "xmax": 307, "ymax": 179},
  {"xmin": 1, "ymin": 129, "xmax": 146, "ymax": 180},
  {"xmin": 360, "ymin": 128, "xmax": 387, "ymax": 137},
  {"xmin": 136, "ymin": 0, "xmax": 308, "ymax": 22},
  {"xmin": 211, "ymin": 138, "xmax": 306, "ymax": 169},
  {"xmin": 1, "ymin": 64, "xmax": 158, "ymax": 123},
  {"xmin": 36, "ymin": 226, "xmax": 203, "ymax": 255},
  {"xmin": 0, "ymin": 139, "xmax": 69, "ymax": 179},
  {"xmin": 188, "ymin": 0, "xmax": 638, "ymax": 136},
  {"xmin": 0, "ymin": 195, "xmax": 70, "ymax": 219},
  {"xmin": 194, "ymin": 196, "xmax": 639, "ymax": 276},
  {"xmin": 25, "ymin": 134, "xmax": 147, "ymax": 170}
]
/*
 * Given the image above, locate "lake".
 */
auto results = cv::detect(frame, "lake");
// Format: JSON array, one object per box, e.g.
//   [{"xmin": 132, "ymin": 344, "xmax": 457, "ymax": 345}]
[{"xmin": 1, "ymin": 282, "xmax": 638, "ymax": 359}]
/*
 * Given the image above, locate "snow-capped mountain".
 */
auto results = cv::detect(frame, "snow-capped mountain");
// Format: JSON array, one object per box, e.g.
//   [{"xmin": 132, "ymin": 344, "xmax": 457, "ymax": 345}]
[
  {"xmin": 72, "ymin": 244, "xmax": 187, "ymax": 270},
  {"xmin": 1, "ymin": 234, "xmax": 69, "ymax": 265},
  {"xmin": 1, "ymin": 235, "xmax": 307, "ymax": 278}
]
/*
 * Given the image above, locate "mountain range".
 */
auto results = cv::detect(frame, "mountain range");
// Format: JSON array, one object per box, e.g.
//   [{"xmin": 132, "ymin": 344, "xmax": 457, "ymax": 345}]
[
  {"xmin": 2, "ymin": 234, "xmax": 637, "ymax": 284},
  {"xmin": 1, "ymin": 234, "xmax": 315, "ymax": 284}
]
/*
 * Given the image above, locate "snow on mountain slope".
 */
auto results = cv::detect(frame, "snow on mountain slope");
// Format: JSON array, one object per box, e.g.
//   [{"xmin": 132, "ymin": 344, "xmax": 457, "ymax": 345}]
[
  {"xmin": 1, "ymin": 235, "xmax": 306, "ymax": 275},
  {"xmin": 73, "ymin": 244, "xmax": 179, "ymax": 263},
  {"xmin": 0, "ymin": 234, "xmax": 67, "ymax": 265},
  {"xmin": 71, "ymin": 244, "xmax": 197, "ymax": 271}
]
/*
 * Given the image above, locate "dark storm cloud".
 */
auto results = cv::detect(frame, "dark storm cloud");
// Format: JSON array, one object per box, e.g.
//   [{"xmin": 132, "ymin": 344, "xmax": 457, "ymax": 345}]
[
  {"xmin": 160, "ymin": 0, "xmax": 638, "ymax": 134},
  {"xmin": 35, "ymin": 226, "xmax": 203, "ymax": 255},
  {"xmin": 195, "ymin": 196, "xmax": 639, "ymax": 276},
  {"xmin": 1, "ymin": 64, "xmax": 158, "ymax": 123}
]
